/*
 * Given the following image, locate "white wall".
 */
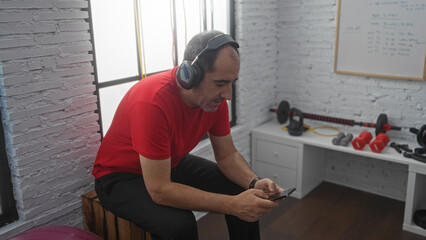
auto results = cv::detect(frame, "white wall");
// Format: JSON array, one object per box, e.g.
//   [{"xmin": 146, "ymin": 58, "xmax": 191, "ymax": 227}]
[
  {"xmin": 277, "ymin": 0, "xmax": 425, "ymax": 135},
  {"xmin": 276, "ymin": 0, "xmax": 425, "ymax": 200},
  {"xmin": 232, "ymin": 0, "xmax": 280, "ymax": 161},
  {"xmin": 0, "ymin": 1, "xmax": 99, "ymax": 238}
]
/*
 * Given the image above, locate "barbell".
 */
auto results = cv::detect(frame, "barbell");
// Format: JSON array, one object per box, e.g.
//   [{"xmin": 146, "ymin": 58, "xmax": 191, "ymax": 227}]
[{"xmin": 270, "ymin": 100, "xmax": 426, "ymax": 148}]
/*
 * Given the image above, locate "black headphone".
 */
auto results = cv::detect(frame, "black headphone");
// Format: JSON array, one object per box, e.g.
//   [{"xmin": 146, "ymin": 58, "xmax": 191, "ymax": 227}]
[
  {"xmin": 176, "ymin": 34, "xmax": 239, "ymax": 90},
  {"xmin": 287, "ymin": 108, "xmax": 305, "ymax": 136}
]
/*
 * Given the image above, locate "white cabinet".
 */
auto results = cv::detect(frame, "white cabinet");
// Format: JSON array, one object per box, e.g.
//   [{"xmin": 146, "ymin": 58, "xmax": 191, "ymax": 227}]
[
  {"xmin": 251, "ymin": 125, "xmax": 325, "ymax": 199},
  {"xmin": 255, "ymin": 139, "xmax": 298, "ymax": 169},
  {"xmin": 255, "ymin": 161, "xmax": 297, "ymax": 190},
  {"xmin": 403, "ymin": 164, "xmax": 426, "ymax": 236},
  {"xmin": 251, "ymin": 120, "xmax": 426, "ymax": 237},
  {"xmin": 254, "ymin": 138, "xmax": 298, "ymax": 190}
]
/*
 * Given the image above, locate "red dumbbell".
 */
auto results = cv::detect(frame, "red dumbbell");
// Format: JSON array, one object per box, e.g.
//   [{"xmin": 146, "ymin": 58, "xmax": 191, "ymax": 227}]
[
  {"xmin": 352, "ymin": 131, "xmax": 373, "ymax": 150},
  {"xmin": 369, "ymin": 133, "xmax": 390, "ymax": 153}
]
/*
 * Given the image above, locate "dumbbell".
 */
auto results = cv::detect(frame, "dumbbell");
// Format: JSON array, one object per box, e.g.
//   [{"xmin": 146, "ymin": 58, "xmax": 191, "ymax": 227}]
[
  {"xmin": 332, "ymin": 132, "xmax": 345, "ymax": 145},
  {"xmin": 340, "ymin": 133, "xmax": 353, "ymax": 146},
  {"xmin": 410, "ymin": 124, "xmax": 426, "ymax": 148},
  {"xmin": 333, "ymin": 132, "xmax": 354, "ymax": 147},
  {"xmin": 352, "ymin": 131, "xmax": 373, "ymax": 150},
  {"xmin": 370, "ymin": 133, "xmax": 390, "ymax": 153}
]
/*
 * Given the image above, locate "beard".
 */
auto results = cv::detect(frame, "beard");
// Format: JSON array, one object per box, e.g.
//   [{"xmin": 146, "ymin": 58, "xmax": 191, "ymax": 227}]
[{"xmin": 200, "ymin": 98, "xmax": 224, "ymax": 113}]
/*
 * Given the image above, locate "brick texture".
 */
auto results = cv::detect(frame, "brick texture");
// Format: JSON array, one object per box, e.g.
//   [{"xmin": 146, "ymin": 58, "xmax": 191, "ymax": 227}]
[
  {"xmin": 0, "ymin": 1, "xmax": 99, "ymax": 238},
  {"xmin": 275, "ymin": 1, "xmax": 425, "ymax": 201}
]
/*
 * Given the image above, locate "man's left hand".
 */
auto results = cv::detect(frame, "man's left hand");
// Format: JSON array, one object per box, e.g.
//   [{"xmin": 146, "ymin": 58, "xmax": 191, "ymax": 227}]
[{"xmin": 253, "ymin": 178, "xmax": 283, "ymax": 198}]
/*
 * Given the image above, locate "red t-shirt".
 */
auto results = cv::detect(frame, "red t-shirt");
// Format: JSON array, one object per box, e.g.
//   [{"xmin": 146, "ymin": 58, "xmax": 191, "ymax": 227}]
[{"xmin": 92, "ymin": 67, "xmax": 230, "ymax": 178}]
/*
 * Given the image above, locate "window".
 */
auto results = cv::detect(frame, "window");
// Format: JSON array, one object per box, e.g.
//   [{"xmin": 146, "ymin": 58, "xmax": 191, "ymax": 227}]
[
  {"xmin": 89, "ymin": 0, "xmax": 236, "ymax": 136},
  {"xmin": 0, "ymin": 109, "xmax": 18, "ymax": 227}
]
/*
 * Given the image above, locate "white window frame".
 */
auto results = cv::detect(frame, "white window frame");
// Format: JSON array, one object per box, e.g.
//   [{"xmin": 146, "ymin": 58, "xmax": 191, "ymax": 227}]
[{"xmin": 88, "ymin": 0, "xmax": 236, "ymax": 137}]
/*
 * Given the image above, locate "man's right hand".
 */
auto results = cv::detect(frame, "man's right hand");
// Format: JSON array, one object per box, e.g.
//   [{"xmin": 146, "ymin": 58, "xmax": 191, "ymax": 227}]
[{"xmin": 229, "ymin": 189, "xmax": 280, "ymax": 222}]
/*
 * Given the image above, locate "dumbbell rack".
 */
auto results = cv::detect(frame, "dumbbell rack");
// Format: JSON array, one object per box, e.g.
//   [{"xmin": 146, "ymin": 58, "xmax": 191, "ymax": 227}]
[{"xmin": 251, "ymin": 120, "xmax": 426, "ymax": 237}]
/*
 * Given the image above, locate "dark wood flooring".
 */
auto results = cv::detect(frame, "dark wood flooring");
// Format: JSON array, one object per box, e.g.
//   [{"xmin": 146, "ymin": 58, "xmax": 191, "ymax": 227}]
[{"xmin": 197, "ymin": 182, "xmax": 425, "ymax": 240}]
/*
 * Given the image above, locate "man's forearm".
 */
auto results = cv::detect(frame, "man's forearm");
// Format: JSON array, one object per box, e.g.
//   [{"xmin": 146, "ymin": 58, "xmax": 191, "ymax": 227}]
[
  {"xmin": 150, "ymin": 179, "xmax": 277, "ymax": 223},
  {"xmin": 216, "ymin": 151, "xmax": 258, "ymax": 190},
  {"xmin": 149, "ymin": 180, "xmax": 235, "ymax": 214}
]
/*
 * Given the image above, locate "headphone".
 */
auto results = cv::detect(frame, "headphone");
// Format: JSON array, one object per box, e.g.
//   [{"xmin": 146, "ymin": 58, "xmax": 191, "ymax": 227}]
[
  {"xmin": 176, "ymin": 34, "xmax": 239, "ymax": 90},
  {"xmin": 287, "ymin": 108, "xmax": 305, "ymax": 136}
]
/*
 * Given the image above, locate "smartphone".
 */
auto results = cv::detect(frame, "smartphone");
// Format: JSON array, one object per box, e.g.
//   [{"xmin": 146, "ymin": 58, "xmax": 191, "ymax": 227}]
[{"xmin": 268, "ymin": 187, "xmax": 296, "ymax": 201}]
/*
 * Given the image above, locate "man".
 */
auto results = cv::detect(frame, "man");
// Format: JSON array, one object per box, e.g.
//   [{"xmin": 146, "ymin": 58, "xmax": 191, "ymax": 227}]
[{"xmin": 92, "ymin": 30, "xmax": 284, "ymax": 240}]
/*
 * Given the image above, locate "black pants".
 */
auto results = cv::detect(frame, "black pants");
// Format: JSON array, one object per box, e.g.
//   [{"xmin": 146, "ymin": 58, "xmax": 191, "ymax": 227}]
[{"xmin": 95, "ymin": 154, "xmax": 260, "ymax": 240}]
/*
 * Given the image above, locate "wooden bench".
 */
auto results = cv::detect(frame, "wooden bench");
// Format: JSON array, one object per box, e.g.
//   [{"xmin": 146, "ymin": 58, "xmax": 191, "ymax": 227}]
[{"xmin": 82, "ymin": 190, "xmax": 152, "ymax": 240}]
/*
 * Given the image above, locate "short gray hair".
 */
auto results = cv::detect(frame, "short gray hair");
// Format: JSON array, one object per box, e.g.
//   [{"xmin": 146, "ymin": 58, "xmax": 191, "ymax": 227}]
[{"xmin": 183, "ymin": 30, "xmax": 239, "ymax": 73}]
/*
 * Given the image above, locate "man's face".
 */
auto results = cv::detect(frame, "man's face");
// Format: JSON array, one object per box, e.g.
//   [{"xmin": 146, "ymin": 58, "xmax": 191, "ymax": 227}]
[{"xmin": 192, "ymin": 46, "xmax": 240, "ymax": 113}]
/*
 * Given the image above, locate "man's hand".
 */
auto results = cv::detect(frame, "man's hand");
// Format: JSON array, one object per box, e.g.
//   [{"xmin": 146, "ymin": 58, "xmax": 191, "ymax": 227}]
[
  {"xmin": 254, "ymin": 178, "xmax": 284, "ymax": 197},
  {"xmin": 229, "ymin": 189, "xmax": 279, "ymax": 222}
]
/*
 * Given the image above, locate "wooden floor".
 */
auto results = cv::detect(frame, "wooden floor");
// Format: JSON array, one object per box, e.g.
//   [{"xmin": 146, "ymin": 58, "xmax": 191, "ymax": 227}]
[{"xmin": 197, "ymin": 182, "xmax": 425, "ymax": 240}]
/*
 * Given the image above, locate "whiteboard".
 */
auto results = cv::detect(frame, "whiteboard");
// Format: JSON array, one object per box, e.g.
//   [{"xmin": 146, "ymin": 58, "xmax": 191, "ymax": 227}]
[{"xmin": 334, "ymin": 0, "xmax": 426, "ymax": 80}]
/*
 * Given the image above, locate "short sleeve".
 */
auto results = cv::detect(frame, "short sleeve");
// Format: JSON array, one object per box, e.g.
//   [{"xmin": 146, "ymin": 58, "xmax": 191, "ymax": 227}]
[{"xmin": 128, "ymin": 102, "xmax": 171, "ymax": 160}]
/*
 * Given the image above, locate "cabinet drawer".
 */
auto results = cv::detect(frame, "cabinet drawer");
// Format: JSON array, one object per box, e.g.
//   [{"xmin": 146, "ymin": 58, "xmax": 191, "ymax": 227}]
[
  {"xmin": 255, "ymin": 161, "xmax": 297, "ymax": 189},
  {"xmin": 255, "ymin": 139, "xmax": 298, "ymax": 169}
]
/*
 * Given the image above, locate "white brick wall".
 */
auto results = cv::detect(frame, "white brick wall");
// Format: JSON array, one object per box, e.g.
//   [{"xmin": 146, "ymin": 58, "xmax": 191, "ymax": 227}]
[
  {"xmin": 235, "ymin": 0, "xmax": 279, "ymax": 131},
  {"xmin": 0, "ymin": 1, "xmax": 100, "ymax": 238},
  {"xmin": 275, "ymin": 1, "xmax": 425, "ymax": 200},
  {"xmin": 276, "ymin": 1, "xmax": 425, "ymax": 137}
]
